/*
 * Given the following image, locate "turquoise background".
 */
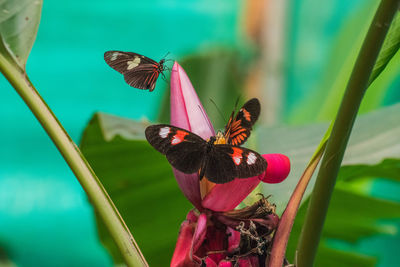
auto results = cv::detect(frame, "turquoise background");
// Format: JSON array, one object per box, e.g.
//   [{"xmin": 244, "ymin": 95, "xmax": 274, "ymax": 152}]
[{"xmin": 0, "ymin": 0, "xmax": 398, "ymax": 266}]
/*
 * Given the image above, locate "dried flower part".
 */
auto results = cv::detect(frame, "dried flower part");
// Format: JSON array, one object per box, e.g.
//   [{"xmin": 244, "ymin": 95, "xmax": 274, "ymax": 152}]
[
  {"xmin": 215, "ymin": 196, "xmax": 278, "ymax": 232},
  {"xmin": 210, "ymin": 195, "xmax": 279, "ymax": 264},
  {"xmin": 171, "ymin": 197, "xmax": 280, "ymax": 266}
]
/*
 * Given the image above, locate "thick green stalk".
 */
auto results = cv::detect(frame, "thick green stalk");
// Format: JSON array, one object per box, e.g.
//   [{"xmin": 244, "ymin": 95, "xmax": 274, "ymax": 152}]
[
  {"xmin": 296, "ymin": 1, "xmax": 399, "ymax": 266},
  {"xmin": 0, "ymin": 54, "xmax": 148, "ymax": 267}
]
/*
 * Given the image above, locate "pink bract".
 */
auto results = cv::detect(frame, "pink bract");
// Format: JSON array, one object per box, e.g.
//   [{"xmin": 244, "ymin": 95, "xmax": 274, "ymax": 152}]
[{"xmin": 169, "ymin": 62, "xmax": 290, "ymax": 211}]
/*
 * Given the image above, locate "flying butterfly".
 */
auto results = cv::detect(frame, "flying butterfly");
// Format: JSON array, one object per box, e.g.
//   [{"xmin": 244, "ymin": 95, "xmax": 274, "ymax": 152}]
[
  {"xmin": 104, "ymin": 51, "xmax": 166, "ymax": 91},
  {"xmin": 218, "ymin": 98, "xmax": 261, "ymax": 146},
  {"xmin": 145, "ymin": 124, "xmax": 267, "ymax": 184}
]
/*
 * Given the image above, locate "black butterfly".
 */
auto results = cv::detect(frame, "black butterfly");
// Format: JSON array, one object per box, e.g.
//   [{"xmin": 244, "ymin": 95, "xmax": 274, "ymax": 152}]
[
  {"xmin": 223, "ymin": 98, "xmax": 261, "ymax": 146},
  {"xmin": 104, "ymin": 51, "xmax": 165, "ymax": 91},
  {"xmin": 145, "ymin": 124, "xmax": 267, "ymax": 184}
]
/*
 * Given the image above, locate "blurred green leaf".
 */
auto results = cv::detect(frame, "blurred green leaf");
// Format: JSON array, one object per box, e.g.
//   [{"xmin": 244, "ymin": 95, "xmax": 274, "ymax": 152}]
[
  {"xmin": 314, "ymin": 245, "xmax": 376, "ymax": 267},
  {"xmin": 287, "ymin": 3, "xmax": 400, "ymax": 123},
  {"xmin": 286, "ymin": 188, "xmax": 400, "ymax": 264},
  {"xmin": 339, "ymin": 158, "xmax": 400, "ymax": 183},
  {"xmin": 271, "ymin": 103, "xmax": 400, "ymax": 265},
  {"xmin": 159, "ymin": 49, "xmax": 250, "ymax": 129},
  {"xmin": 0, "ymin": 246, "xmax": 15, "ymax": 267},
  {"xmin": 80, "ymin": 113, "xmax": 192, "ymax": 266},
  {"xmin": 368, "ymin": 12, "xmax": 400, "ymax": 85},
  {"xmin": 257, "ymin": 102, "xmax": 400, "ymax": 213},
  {"xmin": 0, "ymin": 0, "xmax": 42, "ymax": 69}
]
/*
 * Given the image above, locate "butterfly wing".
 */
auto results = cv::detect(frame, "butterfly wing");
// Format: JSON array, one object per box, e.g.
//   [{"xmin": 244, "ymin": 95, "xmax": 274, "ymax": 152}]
[
  {"xmin": 203, "ymin": 145, "xmax": 237, "ymax": 183},
  {"xmin": 204, "ymin": 145, "xmax": 267, "ymax": 184},
  {"xmin": 104, "ymin": 51, "xmax": 161, "ymax": 91},
  {"xmin": 224, "ymin": 98, "xmax": 261, "ymax": 146},
  {"xmin": 145, "ymin": 124, "xmax": 207, "ymax": 174},
  {"xmin": 123, "ymin": 65, "xmax": 160, "ymax": 91}
]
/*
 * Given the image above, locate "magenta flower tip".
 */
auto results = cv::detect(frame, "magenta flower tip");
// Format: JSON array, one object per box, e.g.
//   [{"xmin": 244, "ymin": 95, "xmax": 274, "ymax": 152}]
[
  {"xmin": 260, "ymin": 154, "xmax": 291, "ymax": 184},
  {"xmin": 170, "ymin": 62, "xmax": 215, "ymax": 139},
  {"xmin": 170, "ymin": 62, "xmax": 219, "ymax": 209}
]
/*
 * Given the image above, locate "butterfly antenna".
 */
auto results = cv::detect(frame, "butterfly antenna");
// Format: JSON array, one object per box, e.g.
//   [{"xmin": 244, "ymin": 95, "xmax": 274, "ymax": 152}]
[
  {"xmin": 163, "ymin": 51, "xmax": 171, "ymax": 59},
  {"xmin": 234, "ymin": 95, "xmax": 241, "ymax": 110},
  {"xmin": 198, "ymin": 105, "xmax": 214, "ymax": 131},
  {"xmin": 209, "ymin": 98, "xmax": 226, "ymax": 123}
]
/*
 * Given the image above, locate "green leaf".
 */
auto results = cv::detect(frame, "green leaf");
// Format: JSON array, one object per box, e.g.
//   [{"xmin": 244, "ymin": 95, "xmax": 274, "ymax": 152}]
[
  {"xmin": 0, "ymin": 0, "xmax": 42, "ymax": 69},
  {"xmin": 314, "ymin": 245, "xmax": 377, "ymax": 267},
  {"xmin": 80, "ymin": 113, "xmax": 192, "ymax": 266},
  {"xmin": 287, "ymin": 2, "xmax": 379, "ymax": 123},
  {"xmin": 286, "ymin": 188, "xmax": 400, "ymax": 264},
  {"xmin": 0, "ymin": 246, "xmax": 15, "ymax": 267},
  {"xmin": 287, "ymin": 4, "xmax": 400, "ymax": 123},
  {"xmin": 339, "ymin": 158, "xmax": 400, "ymax": 183},
  {"xmin": 278, "ymin": 105, "xmax": 400, "ymax": 265},
  {"xmin": 257, "ymin": 102, "xmax": 400, "ymax": 213},
  {"xmin": 368, "ymin": 11, "xmax": 400, "ymax": 85}
]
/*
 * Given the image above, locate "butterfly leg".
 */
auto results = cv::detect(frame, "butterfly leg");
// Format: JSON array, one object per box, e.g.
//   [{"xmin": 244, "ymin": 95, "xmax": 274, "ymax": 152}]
[{"xmin": 199, "ymin": 157, "xmax": 208, "ymax": 180}]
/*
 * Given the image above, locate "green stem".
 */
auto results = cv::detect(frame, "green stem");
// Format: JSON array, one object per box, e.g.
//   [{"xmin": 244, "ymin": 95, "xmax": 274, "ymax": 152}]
[
  {"xmin": 296, "ymin": 1, "xmax": 399, "ymax": 266},
  {"xmin": 0, "ymin": 53, "xmax": 148, "ymax": 267}
]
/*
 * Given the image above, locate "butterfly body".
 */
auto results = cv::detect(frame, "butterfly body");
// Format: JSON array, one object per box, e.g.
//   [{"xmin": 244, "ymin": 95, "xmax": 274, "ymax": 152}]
[
  {"xmin": 104, "ymin": 51, "xmax": 165, "ymax": 91},
  {"xmin": 145, "ymin": 124, "xmax": 267, "ymax": 184}
]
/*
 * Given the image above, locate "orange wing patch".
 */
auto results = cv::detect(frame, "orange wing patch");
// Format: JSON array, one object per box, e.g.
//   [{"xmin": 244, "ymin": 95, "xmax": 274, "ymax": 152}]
[
  {"xmin": 241, "ymin": 108, "xmax": 251, "ymax": 121},
  {"xmin": 230, "ymin": 147, "xmax": 243, "ymax": 166},
  {"xmin": 171, "ymin": 130, "xmax": 189, "ymax": 145}
]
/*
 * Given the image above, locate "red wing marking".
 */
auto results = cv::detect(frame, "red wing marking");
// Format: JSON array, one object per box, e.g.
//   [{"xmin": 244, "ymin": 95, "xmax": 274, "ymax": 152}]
[
  {"xmin": 171, "ymin": 130, "xmax": 189, "ymax": 145},
  {"xmin": 230, "ymin": 147, "xmax": 243, "ymax": 166}
]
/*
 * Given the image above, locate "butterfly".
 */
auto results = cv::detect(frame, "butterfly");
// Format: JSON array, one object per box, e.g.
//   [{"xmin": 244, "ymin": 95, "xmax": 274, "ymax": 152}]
[
  {"xmin": 145, "ymin": 124, "xmax": 267, "ymax": 184},
  {"xmin": 217, "ymin": 98, "xmax": 261, "ymax": 146},
  {"xmin": 104, "ymin": 51, "xmax": 166, "ymax": 91}
]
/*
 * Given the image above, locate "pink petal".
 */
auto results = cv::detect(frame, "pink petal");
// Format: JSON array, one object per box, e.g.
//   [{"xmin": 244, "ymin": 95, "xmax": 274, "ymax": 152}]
[
  {"xmin": 191, "ymin": 213, "xmax": 208, "ymax": 256},
  {"xmin": 205, "ymin": 258, "xmax": 218, "ymax": 267},
  {"xmin": 260, "ymin": 154, "xmax": 290, "ymax": 184},
  {"xmin": 170, "ymin": 62, "xmax": 215, "ymax": 209},
  {"xmin": 170, "ymin": 221, "xmax": 198, "ymax": 267},
  {"xmin": 170, "ymin": 62, "xmax": 215, "ymax": 139},
  {"xmin": 226, "ymin": 227, "xmax": 241, "ymax": 253},
  {"xmin": 205, "ymin": 226, "xmax": 227, "ymax": 263},
  {"xmin": 238, "ymin": 256, "xmax": 259, "ymax": 267},
  {"xmin": 173, "ymin": 170, "xmax": 203, "ymax": 211},
  {"xmin": 186, "ymin": 209, "xmax": 199, "ymax": 223},
  {"xmin": 218, "ymin": 261, "xmax": 233, "ymax": 267},
  {"xmin": 201, "ymin": 176, "xmax": 261, "ymax": 212}
]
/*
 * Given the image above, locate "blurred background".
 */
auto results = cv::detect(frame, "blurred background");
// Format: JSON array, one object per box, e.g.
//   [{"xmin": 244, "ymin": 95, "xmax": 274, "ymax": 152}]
[{"xmin": 0, "ymin": 0, "xmax": 399, "ymax": 266}]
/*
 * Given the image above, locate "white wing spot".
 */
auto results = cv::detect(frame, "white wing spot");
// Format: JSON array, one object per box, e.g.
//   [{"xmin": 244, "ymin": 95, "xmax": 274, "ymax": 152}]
[
  {"xmin": 233, "ymin": 156, "xmax": 242, "ymax": 166},
  {"xmin": 127, "ymin": 57, "xmax": 141, "ymax": 70},
  {"xmin": 110, "ymin": 52, "xmax": 120, "ymax": 61},
  {"xmin": 247, "ymin": 153, "xmax": 257, "ymax": 165},
  {"xmin": 159, "ymin": 127, "xmax": 170, "ymax": 138},
  {"xmin": 171, "ymin": 135, "xmax": 183, "ymax": 145}
]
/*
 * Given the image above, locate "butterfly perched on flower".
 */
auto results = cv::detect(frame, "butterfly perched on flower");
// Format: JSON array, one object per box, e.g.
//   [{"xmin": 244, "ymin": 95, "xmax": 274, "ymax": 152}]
[
  {"xmin": 104, "ymin": 51, "xmax": 166, "ymax": 91},
  {"xmin": 219, "ymin": 98, "xmax": 261, "ymax": 146},
  {"xmin": 145, "ymin": 98, "xmax": 265, "ymax": 184},
  {"xmin": 145, "ymin": 124, "xmax": 267, "ymax": 184}
]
